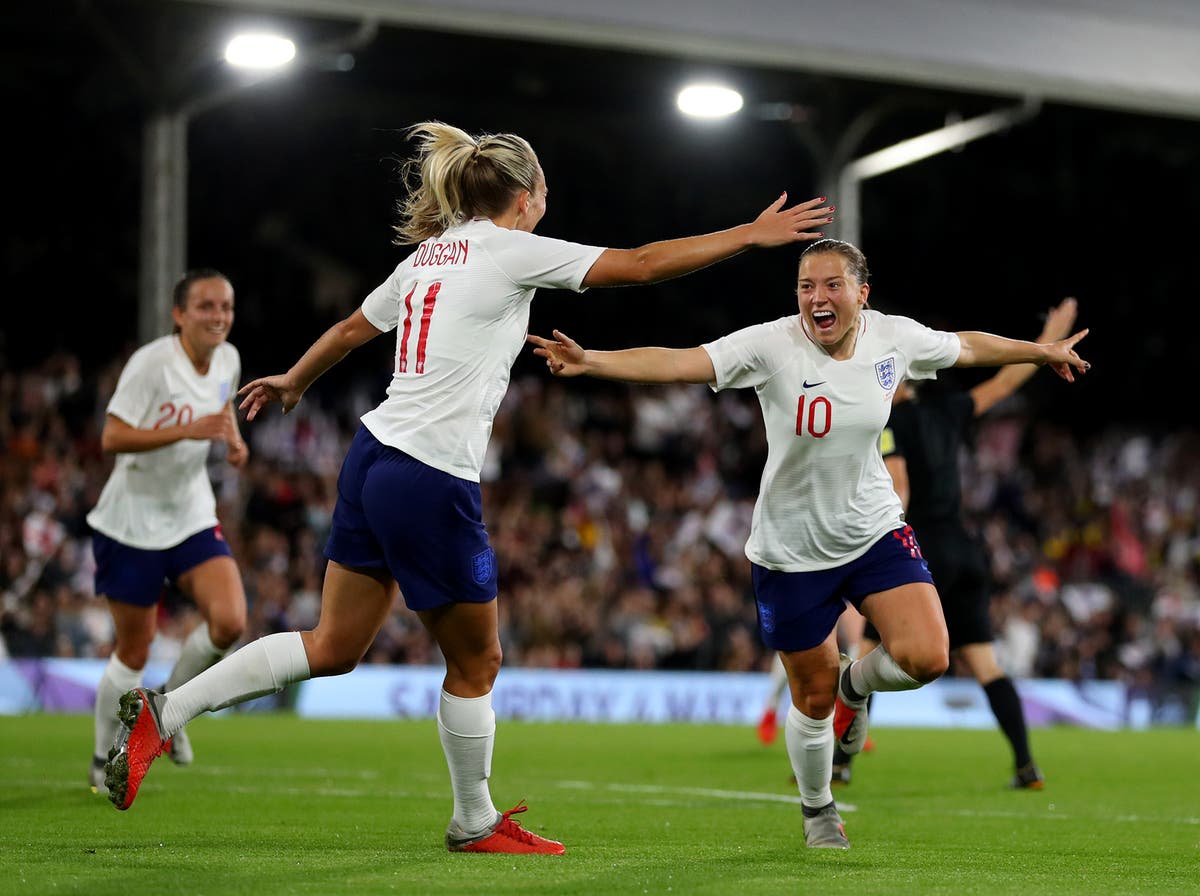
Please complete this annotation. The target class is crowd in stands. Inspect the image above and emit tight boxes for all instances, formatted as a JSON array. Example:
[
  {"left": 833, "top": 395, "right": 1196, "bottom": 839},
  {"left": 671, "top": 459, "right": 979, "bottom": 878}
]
[{"left": 3, "top": 348, "right": 1198, "bottom": 723}]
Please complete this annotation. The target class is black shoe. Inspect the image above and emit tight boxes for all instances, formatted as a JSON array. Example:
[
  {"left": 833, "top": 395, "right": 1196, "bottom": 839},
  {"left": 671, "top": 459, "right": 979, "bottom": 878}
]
[
  {"left": 1010, "top": 762, "right": 1044, "bottom": 790},
  {"left": 831, "top": 762, "right": 852, "bottom": 786}
]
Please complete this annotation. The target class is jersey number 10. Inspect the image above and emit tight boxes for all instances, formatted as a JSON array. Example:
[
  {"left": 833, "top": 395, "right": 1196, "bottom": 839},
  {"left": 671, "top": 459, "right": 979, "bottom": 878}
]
[
  {"left": 397, "top": 281, "right": 442, "bottom": 374},
  {"left": 795, "top": 395, "right": 832, "bottom": 438}
]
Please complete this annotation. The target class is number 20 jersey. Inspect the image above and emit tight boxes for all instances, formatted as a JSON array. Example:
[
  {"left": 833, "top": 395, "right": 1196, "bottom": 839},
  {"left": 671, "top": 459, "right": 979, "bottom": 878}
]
[
  {"left": 702, "top": 309, "right": 960, "bottom": 572},
  {"left": 359, "top": 218, "right": 605, "bottom": 482},
  {"left": 87, "top": 335, "right": 241, "bottom": 550}
]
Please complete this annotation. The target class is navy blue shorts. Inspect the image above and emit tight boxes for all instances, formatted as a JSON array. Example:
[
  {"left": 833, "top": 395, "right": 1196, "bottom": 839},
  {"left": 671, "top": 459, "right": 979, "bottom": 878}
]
[
  {"left": 862, "top": 526, "right": 991, "bottom": 649},
  {"left": 752, "top": 525, "right": 933, "bottom": 652},
  {"left": 324, "top": 424, "right": 497, "bottom": 611},
  {"left": 92, "top": 526, "right": 232, "bottom": 607}
]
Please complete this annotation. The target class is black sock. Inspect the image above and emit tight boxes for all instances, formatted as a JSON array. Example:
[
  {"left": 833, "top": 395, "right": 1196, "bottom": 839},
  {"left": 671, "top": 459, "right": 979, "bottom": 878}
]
[
  {"left": 802, "top": 800, "right": 835, "bottom": 818},
  {"left": 840, "top": 665, "right": 866, "bottom": 703},
  {"left": 832, "top": 696, "right": 873, "bottom": 768},
  {"left": 984, "top": 676, "right": 1032, "bottom": 768}
]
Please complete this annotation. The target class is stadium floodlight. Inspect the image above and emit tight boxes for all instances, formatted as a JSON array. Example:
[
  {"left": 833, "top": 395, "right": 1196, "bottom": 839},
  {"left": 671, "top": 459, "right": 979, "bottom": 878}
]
[
  {"left": 224, "top": 33, "right": 297, "bottom": 70},
  {"left": 677, "top": 84, "right": 744, "bottom": 119},
  {"left": 141, "top": 19, "right": 377, "bottom": 343}
]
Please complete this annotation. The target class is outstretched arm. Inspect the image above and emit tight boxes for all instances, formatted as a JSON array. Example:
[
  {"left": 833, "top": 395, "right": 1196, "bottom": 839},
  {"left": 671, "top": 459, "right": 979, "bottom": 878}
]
[
  {"left": 100, "top": 410, "right": 238, "bottom": 454},
  {"left": 581, "top": 193, "right": 833, "bottom": 288},
  {"left": 969, "top": 298, "right": 1079, "bottom": 416},
  {"left": 239, "top": 308, "right": 383, "bottom": 419},
  {"left": 955, "top": 326, "right": 1090, "bottom": 383},
  {"left": 224, "top": 401, "right": 249, "bottom": 467},
  {"left": 527, "top": 330, "right": 716, "bottom": 384}
]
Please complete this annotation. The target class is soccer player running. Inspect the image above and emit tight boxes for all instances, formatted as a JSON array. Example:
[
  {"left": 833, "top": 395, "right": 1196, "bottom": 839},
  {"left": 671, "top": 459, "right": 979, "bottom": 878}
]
[
  {"left": 758, "top": 609, "right": 868, "bottom": 746},
  {"left": 529, "top": 239, "right": 1089, "bottom": 849},
  {"left": 88, "top": 269, "right": 248, "bottom": 795},
  {"left": 102, "top": 121, "right": 835, "bottom": 854},
  {"left": 832, "top": 297, "right": 1080, "bottom": 789}
]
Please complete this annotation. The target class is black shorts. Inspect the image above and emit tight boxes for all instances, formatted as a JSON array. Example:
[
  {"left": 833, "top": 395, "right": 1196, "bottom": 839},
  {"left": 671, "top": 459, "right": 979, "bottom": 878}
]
[{"left": 862, "top": 526, "right": 991, "bottom": 650}]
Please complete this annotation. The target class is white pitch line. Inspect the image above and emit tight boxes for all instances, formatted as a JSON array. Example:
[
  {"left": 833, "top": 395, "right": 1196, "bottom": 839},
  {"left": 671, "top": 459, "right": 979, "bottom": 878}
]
[
  {"left": 937, "top": 807, "right": 1200, "bottom": 825},
  {"left": 556, "top": 779, "right": 858, "bottom": 813},
  {"left": 33, "top": 767, "right": 1200, "bottom": 828}
]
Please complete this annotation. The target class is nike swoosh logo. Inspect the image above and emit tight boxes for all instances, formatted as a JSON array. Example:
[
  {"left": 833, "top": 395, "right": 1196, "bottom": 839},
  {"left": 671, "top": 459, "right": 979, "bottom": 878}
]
[{"left": 802, "top": 380, "right": 826, "bottom": 389}]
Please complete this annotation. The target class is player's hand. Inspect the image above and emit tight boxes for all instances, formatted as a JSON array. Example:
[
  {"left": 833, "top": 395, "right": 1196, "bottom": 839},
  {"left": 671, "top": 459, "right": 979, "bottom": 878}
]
[
  {"left": 1038, "top": 297, "right": 1078, "bottom": 343},
  {"left": 226, "top": 438, "right": 249, "bottom": 468},
  {"left": 527, "top": 330, "right": 587, "bottom": 377},
  {"left": 238, "top": 375, "right": 304, "bottom": 420},
  {"left": 746, "top": 193, "right": 834, "bottom": 248},
  {"left": 186, "top": 412, "right": 235, "bottom": 441},
  {"left": 1042, "top": 328, "right": 1091, "bottom": 382}
]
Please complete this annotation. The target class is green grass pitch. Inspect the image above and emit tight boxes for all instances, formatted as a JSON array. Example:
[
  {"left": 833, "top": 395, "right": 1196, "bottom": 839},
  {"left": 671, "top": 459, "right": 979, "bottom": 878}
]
[{"left": 1, "top": 713, "right": 1196, "bottom": 895}]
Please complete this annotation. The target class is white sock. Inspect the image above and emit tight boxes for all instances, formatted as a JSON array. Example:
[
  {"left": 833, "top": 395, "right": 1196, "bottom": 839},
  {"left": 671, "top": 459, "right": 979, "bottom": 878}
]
[
  {"left": 438, "top": 690, "right": 497, "bottom": 834},
  {"left": 766, "top": 653, "right": 789, "bottom": 711},
  {"left": 849, "top": 644, "right": 921, "bottom": 701},
  {"left": 163, "top": 624, "right": 226, "bottom": 692},
  {"left": 94, "top": 654, "right": 143, "bottom": 759},
  {"left": 160, "top": 632, "right": 310, "bottom": 736},
  {"left": 785, "top": 705, "right": 834, "bottom": 810}
]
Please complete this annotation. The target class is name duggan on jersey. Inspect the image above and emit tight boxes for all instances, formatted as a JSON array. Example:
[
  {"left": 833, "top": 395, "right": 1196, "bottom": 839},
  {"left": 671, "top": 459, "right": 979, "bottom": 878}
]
[{"left": 414, "top": 239, "right": 469, "bottom": 267}]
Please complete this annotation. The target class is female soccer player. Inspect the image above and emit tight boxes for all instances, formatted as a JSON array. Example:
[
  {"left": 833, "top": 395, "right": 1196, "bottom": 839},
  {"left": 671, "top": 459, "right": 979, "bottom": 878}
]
[
  {"left": 103, "top": 121, "right": 834, "bottom": 855},
  {"left": 88, "top": 269, "right": 248, "bottom": 794},
  {"left": 837, "top": 297, "right": 1082, "bottom": 790},
  {"left": 528, "top": 238, "right": 1089, "bottom": 848}
]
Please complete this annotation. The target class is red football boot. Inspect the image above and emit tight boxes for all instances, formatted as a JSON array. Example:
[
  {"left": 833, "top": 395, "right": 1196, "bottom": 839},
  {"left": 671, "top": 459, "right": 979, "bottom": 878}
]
[
  {"left": 757, "top": 707, "right": 778, "bottom": 745},
  {"left": 105, "top": 688, "right": 169, "bottom": 810},
  {"left": 446, "top": 801, "right": 565, "bottom": 855}
]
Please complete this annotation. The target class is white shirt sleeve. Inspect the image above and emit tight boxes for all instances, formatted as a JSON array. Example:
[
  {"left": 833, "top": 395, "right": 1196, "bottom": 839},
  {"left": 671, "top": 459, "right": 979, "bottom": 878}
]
[
  {"left": 702, "top": 320, "right": 785, "bottom": 391},
  {"left": 105, "top": 346, "right": 158, "bottom": 426},
  {"left": 485, "top": 230, "right": 606, "bottom": 292},
  {"left": 226, "top": 344, "right": 241, "bottom": 405},
  {"left": 891, "top": 314, "right": 961, "bottom": 381},
  {"left": 360, "top": 260, "right": 413, "bottom": 333}
]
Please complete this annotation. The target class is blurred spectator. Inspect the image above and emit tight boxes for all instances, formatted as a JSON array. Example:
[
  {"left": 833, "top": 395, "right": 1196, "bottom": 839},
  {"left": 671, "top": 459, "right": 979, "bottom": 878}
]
[{"left": 2, "top": 350, "right": 1199, "bottom": 724}]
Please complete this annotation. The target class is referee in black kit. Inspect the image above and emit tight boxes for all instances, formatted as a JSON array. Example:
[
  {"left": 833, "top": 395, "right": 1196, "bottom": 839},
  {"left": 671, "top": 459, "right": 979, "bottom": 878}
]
[{"left": 834, "top": 297, "right": 1079, "bottom": 790}]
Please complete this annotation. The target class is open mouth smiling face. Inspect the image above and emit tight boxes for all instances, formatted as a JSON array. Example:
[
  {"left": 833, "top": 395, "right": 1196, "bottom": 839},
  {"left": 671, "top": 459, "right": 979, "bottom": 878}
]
[{"left": 797, "top": 252, "right": 868, "bottom": 358}]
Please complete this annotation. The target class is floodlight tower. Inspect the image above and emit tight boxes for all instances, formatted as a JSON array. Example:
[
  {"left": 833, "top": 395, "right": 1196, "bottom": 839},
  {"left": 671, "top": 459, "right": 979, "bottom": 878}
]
[
  {"left": 677, "top": 83, "right": 1040, "bottom": 248},
  {"left": 139, "top": 21, "right": 376, "bottom": 343},
  {"left": 140, "top": 33, "right": 293, "bottom": 343}
]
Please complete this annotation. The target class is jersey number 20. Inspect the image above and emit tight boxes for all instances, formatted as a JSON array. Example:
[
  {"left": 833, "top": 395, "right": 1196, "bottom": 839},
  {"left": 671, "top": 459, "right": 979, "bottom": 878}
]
[{"left": 153, "top": 402, "right": 194, "bottom": 429}]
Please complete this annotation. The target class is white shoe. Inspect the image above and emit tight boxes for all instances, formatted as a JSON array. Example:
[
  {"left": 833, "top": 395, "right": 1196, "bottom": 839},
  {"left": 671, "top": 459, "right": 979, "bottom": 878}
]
[
  {"left": 89, "top": 755, "right": 108, "bottom": 795},
  {"left": 167, "top": 726, "right": 194, "bottom": 766},
  {"left": 803, "top": 802, "right": 850, "bottom": 849},
  {"left": 833, "top": 654, "right": 870, "bottom": 756}
]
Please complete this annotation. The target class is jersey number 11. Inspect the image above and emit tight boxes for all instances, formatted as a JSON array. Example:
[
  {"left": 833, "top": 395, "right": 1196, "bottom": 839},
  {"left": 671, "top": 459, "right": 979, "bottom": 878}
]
[{"left": 397, "top": 281, "right": 442, "bottom": 374}]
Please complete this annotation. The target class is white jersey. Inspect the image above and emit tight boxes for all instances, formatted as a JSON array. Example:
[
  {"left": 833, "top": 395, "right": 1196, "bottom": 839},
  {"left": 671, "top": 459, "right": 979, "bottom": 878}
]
[
  {"left": 703, "top": 309, "right": 960, "bottom": 572},
  {"left": 87, "top": 336, "right": 240, "bottom": 550},
  {"left": 360, "top": 218, "right": 605, "bottom": 481}
]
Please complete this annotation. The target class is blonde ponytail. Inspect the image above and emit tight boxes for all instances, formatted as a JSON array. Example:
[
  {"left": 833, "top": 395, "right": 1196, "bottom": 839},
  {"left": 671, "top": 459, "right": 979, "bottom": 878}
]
[{"left": 393, "top": 121, "right": 540, "bottom": 244}]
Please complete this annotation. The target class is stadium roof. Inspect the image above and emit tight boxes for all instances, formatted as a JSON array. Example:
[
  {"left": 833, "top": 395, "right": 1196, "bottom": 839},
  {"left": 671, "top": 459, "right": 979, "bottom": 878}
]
[{"left": 186, "top": 0, "right": 1200, "bottom": 120}]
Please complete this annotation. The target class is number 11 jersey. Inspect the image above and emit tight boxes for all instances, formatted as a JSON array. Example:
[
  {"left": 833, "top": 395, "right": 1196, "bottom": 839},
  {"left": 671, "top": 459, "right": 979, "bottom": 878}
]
[{"left": 360, "top": 218, "right": 605, "bottom": 482}]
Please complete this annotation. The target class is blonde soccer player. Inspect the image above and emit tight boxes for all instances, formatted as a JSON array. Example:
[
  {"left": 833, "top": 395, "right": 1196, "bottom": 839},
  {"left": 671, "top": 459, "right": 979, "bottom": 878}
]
[{"left": 102, "top": 121, "right": 834, "bottom": 855}]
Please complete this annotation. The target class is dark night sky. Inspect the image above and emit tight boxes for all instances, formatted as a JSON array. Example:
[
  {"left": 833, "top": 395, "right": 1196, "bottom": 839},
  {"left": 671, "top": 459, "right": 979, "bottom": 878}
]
[{"left": 5, "top": 0, "right": 1200, "bottom": 432}]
